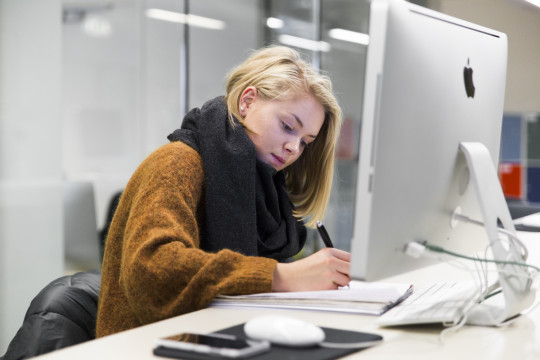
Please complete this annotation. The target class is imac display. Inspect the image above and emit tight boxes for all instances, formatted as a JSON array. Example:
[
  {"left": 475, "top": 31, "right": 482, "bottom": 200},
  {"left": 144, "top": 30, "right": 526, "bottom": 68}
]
[{"left": 349, "top": 0, "right": 534, "bottom": 321}]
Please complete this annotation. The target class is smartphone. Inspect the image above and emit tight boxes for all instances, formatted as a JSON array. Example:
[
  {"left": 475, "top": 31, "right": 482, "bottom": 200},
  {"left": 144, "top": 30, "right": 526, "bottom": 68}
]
[{"left": 154, "top": 332, "right": 270, "bottom": 358}]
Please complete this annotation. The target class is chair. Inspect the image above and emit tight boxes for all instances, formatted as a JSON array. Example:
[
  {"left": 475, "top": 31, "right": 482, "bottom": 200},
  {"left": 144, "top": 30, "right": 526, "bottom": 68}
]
[
  {"left": 1, "top": 270, "right": 101, "bottom": 360},
  {"left": 63, "top": 181, "right": 102, "bottom": 270},
  {"left": 99, "top": 190, "right": 123, "bottom": 261}
]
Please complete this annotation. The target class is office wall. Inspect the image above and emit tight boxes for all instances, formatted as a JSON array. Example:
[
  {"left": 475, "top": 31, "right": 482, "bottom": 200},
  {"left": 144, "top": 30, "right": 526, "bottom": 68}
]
[
  {"left": 0, "top": 0, "right": 64, "bottom": 353},
  {"left": 189, "top": 0, "right": 263, "bottom": 108},
  {"left": 62, "top": 0, "right": 162, "bottom": 228},
  {"left": 437, "top": 0, "right": 540, "bottom": 113}
]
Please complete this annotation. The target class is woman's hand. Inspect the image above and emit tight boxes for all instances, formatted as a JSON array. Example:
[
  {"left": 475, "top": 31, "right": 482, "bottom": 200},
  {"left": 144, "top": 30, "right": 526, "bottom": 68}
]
[{"left": 272, "top": 248, "right": 351, "bottom": 292}]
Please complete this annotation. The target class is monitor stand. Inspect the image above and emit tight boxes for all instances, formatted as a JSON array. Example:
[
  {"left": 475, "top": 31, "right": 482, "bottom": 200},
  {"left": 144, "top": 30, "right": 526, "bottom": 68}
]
[{"left": 459, "top": 142, "right": 535, "bottom": 325}]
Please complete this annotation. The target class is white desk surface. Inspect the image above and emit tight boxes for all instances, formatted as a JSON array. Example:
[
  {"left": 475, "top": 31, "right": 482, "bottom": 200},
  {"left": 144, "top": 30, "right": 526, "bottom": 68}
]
[{"left": 34, "top": 231, "right": 540, "bottom": 360}]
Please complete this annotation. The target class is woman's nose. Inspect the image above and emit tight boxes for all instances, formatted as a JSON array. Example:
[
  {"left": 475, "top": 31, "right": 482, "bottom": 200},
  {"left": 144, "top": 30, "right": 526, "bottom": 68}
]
[{"left": 284, "top": 137, "right": 301, "bottom": 154}]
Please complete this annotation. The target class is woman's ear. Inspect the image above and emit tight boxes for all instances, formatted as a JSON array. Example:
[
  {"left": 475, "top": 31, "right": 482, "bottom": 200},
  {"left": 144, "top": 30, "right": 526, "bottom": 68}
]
[{"left": 239, "top": 86, "right": 258, "bottom": 116}]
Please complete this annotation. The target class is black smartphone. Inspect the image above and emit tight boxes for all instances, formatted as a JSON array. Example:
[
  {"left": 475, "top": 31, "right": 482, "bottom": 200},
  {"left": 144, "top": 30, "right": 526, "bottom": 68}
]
[{"left": 154, "top": 332, "right": 270, "bottom": 358}]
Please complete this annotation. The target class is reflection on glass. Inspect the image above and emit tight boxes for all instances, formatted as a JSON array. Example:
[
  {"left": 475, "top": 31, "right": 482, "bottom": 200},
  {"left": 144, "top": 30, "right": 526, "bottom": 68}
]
[
  {"left": 264, "top": 0, "right": 370, "bottom": 253},
  {"left": 320, "top": 0, "right": 370, "bottom": 252}
]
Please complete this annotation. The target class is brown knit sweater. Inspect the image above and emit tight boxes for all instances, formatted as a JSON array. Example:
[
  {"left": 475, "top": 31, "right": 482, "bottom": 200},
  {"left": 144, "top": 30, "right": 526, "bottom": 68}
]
[{"left": 95, "top": 141, "right": 277, "bottom": 338}]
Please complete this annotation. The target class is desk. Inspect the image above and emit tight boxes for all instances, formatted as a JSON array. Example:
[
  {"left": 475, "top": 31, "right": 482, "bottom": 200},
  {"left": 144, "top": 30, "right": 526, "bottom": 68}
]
[{"left": 34, "top": 231, "right": 540, "bottom": 360}]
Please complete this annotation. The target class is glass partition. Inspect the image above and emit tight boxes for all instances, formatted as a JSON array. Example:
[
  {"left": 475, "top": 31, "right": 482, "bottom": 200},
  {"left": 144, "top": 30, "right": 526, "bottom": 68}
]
[
  {"left": 320, "top": 0, "right": 370, "bottom": 252},
  {"left": 61, "top": 0, "right": 262, "bottom": 226}
]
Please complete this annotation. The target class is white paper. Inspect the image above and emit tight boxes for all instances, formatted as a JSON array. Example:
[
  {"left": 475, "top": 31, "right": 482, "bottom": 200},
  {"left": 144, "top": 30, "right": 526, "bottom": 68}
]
[
  {"left": 218, "top": 281, "right": 410, "bottom": 303},
  {"left": 210, "top": 281, "right": 413, "bottom": 315}
]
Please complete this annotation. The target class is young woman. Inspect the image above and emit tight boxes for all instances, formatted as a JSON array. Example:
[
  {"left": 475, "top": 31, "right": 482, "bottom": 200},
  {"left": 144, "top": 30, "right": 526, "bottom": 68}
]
[{"left": 96, "top": 46, "right": 350, "bottom": 337}]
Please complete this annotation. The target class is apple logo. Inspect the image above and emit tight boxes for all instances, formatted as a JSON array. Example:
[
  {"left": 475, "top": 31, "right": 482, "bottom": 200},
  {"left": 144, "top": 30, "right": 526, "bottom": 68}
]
[{"left": 463, "top": 58, "right": 475, "bottom": 98}]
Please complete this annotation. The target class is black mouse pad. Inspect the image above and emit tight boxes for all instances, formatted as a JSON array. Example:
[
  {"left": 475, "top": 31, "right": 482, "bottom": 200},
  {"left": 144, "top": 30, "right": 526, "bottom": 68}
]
[{"left": 153, "top": 323, "right": 383, "bottom": 360}]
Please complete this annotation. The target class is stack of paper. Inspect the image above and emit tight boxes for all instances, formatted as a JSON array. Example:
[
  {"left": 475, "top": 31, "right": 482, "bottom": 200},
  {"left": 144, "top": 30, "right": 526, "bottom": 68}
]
[{"left": 210, "top": 281, "right": 413, "bottom": 315}]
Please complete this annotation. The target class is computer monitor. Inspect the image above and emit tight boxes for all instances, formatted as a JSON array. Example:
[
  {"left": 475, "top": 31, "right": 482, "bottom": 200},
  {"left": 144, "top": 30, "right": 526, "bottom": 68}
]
[
  {"left": 351, "top": 0, "right": 506, "bottom": 281},
  {"left": 349, "top": 0, "right": 535, "bottom": 320}
]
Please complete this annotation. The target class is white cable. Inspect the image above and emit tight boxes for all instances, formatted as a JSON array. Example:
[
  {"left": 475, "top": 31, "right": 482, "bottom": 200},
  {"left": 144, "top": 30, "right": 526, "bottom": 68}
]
[
  {"left": 404, "top": 233, "right": 538, "bottom": 338},
  {"left": 415, "top": 241, "right": 540, "bottom": 273},
  {"left": 439, "top": 313, "right": 468, "bottom": 344},
  {"left": 472, "top": 255, "right": 489, "bottom": 298},
  {"left": 401, "top": 217, "right": 539, "bottom": 343},
  {"left": 498, "top": 228, "right": 529, "bottom": 260},
  {"left": 407, "top": 242, "right": 529, "bottom": 290},
  {"left": 440, "top": 293, "right": 540, "bottom": 342},
  {"left": 453, "top": 213, "right": 528, "bottom": 260},
  {"left": 406, "top": 239, "right": 537, "bottom": 335}
]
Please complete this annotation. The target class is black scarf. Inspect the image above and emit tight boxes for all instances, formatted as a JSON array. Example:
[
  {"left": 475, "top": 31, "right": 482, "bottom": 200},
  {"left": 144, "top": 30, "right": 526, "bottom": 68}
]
[{"left": 167, "top": 96, "right": 306, "bottom": 262}]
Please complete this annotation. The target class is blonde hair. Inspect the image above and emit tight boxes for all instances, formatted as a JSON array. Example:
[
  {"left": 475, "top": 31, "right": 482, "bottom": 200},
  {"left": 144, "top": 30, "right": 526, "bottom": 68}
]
[{"left": 225, "top": 46, "right": 342, "bottom": 228}]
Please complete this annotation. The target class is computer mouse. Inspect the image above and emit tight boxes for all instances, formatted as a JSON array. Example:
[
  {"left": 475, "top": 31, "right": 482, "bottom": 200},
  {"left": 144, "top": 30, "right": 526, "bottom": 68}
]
[{"left": 243, "top": 315, "right": 325, "bottom": 347}]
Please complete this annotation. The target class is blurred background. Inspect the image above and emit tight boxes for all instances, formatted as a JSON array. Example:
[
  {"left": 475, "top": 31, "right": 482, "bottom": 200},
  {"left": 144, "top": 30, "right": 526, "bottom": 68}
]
[{"left": 1, "top": 0, "right": 539, "bottom": 353}]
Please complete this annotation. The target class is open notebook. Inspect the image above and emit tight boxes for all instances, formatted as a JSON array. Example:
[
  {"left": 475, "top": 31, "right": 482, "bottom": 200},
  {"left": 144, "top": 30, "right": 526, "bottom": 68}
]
[{"left": 210, "top": 281, "right": 413, "bottom": 316}]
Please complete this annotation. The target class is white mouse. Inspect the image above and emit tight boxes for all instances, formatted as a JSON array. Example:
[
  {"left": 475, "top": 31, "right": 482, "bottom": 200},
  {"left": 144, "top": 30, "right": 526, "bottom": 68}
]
[{"left": 243, "top": 315, "right": 325, "bottom": 347}]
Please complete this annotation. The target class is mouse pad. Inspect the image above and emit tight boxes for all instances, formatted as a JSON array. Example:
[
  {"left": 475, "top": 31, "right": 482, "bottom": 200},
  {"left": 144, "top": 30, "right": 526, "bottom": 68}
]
[{"left": 153, "top": 324, "right": 383, "bottom": 360}]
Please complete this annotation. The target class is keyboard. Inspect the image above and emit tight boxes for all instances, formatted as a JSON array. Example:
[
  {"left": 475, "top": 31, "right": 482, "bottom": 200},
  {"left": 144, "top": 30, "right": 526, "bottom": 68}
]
[{"left": 377, "top": 281, "right": 481, "bottom": 326}]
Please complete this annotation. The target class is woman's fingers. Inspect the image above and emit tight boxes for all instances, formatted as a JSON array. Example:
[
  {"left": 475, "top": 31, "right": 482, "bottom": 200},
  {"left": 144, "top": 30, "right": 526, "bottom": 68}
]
[{"left": 272, "top": 248, "right": 351, "bottom": 292}]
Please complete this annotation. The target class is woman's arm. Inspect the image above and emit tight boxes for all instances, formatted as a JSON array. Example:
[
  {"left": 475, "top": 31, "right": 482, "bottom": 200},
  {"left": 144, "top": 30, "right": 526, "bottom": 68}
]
[{"left": 116, "top": 142, "right": 277, "bottom": 324}]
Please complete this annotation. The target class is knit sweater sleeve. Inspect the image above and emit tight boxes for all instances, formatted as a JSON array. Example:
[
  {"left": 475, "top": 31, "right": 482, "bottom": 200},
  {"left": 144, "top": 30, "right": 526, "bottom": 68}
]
[{"left": 115, "top": 142, "right": 277, "bottom": 325}]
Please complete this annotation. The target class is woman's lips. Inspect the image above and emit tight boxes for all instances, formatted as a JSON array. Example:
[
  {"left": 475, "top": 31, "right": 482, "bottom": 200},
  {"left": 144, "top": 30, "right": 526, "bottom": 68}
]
[{"left": 272, "top": 154, "right": 285, "bottom": 166}]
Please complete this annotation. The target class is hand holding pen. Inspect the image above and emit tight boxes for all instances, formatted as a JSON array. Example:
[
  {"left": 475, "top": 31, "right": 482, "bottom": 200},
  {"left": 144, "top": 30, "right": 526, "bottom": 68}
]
[
  {"left": 272, "top": 221, "right": 350, "bottom": 291},
  {"left": 316, "top": 221, "right": 350, "bottom": 288}
]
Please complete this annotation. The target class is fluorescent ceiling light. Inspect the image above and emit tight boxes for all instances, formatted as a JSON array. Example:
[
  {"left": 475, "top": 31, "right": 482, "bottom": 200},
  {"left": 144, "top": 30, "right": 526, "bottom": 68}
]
[
  {"left": 278, "top": 34, "right": 331, "bottom": 52},
  {"left": 146, "top": 8, "right": 226, "bottom": 30},
  {"left": 525, "top": 0, "right": 540, "bottom": 6},
  {"left": 266, "top": 17, "right": 284, "bottom": 29},
  {"left": 82, "top": 15, "right": 112, "bottom": 37},
  {"left": 328, "top": 28, "right": 369, "bottom": 45}
]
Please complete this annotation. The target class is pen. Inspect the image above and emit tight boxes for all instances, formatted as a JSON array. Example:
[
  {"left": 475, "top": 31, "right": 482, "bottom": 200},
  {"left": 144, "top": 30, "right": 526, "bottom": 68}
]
[{"left": 316, "top": 221, "right": 334, "bottom": 248}]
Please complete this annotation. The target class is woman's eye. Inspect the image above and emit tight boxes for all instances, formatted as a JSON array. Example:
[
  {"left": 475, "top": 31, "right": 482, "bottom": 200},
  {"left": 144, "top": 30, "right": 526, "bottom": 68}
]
[{"left": 282, "top": 122, "right": 293, "bottom": 132}]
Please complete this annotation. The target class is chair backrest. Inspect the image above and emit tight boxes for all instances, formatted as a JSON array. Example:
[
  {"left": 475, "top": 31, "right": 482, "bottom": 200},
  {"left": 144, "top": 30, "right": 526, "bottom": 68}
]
[
  {"left": 99, "top": 190, "right": 123, "bottom": 259},
  {"left": 1, "top": 270, "right": 101, "bottom": 360},
  {"left": 63, "top": 181, "right": 101, "bottom": 270}
]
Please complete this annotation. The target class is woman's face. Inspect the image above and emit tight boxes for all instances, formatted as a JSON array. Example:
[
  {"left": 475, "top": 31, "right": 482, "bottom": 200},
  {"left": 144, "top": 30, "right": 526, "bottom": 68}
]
[{"left": 239, "top": 87, "right": 325, "bottom": 171}]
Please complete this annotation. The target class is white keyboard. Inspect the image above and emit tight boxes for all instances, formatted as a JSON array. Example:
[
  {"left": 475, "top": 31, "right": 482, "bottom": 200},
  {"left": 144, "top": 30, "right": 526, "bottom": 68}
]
[{"left": 377, "top": 281, "right": 481, "bottom": 326}]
